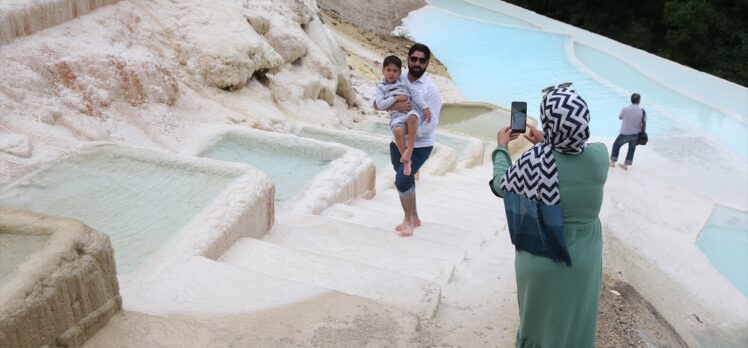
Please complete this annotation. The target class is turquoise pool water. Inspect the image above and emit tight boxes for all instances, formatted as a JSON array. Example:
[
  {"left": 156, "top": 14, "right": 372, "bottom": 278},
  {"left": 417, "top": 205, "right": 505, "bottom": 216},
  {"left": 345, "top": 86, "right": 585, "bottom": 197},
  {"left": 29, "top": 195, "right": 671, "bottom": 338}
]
[
  {"left": 0, "top": 233, "right": 49, "bottom": 286},
  {"left": 438, "top": 107, "right": 508, "bottom": 140},
  {"left": 0, "top": 151, "right": 237, "bottom": 274},
  {"left": 404, "top": 7, "right": 667, "bottom": 138},
  {"left": 297, "top": 128, "right": 393, "bottom": 174},
  {"left": 574, "top": 43, "right": 748, "bottom": 159},
  {"left": 199, "top": 133, "right": 337, "bottom": 202},
  {"left": 362, "top": 120, "right": 473, "bottom": 155},
  {"left": 697, "top": 205, "right": 748, "bottom": 297},
  {"left": 403, "top": 2, "right": 747, "bottom": 159}
]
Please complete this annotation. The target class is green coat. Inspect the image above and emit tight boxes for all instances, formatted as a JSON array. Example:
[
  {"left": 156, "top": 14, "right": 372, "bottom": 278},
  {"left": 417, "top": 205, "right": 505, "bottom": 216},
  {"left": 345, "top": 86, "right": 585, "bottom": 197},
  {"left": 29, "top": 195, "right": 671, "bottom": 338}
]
[{"left": 491, "top": 143, "right": 609, "bottom": 348}]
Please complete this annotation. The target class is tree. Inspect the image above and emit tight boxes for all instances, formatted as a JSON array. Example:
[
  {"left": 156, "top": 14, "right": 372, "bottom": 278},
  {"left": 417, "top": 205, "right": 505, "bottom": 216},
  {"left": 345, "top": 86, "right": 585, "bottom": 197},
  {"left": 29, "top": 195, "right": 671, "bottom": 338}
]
[{"left": 505, "top": 0, "right": 747, "bottom": 86}]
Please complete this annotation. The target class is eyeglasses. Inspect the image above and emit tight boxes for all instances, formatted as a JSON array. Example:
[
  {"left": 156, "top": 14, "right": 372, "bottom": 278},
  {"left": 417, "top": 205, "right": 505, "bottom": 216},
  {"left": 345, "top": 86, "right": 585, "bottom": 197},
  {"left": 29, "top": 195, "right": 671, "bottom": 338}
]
[
  {"left": 541, "top": 82, "right": 573, "bottom": 94},
  {"left": 409, "top": 56, "right": 428, "bottom": 64}
]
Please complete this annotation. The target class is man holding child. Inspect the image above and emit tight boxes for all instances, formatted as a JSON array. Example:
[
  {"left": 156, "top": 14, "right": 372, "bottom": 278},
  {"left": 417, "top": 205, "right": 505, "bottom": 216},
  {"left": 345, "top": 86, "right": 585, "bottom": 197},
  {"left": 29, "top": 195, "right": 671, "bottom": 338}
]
[{"left": 371, "top": 43, "right": 442, "bottom": 237}]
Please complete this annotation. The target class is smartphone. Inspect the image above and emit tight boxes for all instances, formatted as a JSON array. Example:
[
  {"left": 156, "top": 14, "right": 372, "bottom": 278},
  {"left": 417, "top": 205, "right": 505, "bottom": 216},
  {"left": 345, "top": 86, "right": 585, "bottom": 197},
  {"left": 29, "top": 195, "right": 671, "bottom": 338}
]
[{"left": 510, "top": 101, "right": 527, "bottom": 133}]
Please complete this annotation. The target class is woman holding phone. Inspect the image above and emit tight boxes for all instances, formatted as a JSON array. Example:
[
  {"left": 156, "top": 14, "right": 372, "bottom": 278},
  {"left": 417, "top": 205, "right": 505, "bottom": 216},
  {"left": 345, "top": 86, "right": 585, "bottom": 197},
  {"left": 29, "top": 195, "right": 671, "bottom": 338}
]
[{"left": 489, "top": 84, "right": 609, "bottom": 347}]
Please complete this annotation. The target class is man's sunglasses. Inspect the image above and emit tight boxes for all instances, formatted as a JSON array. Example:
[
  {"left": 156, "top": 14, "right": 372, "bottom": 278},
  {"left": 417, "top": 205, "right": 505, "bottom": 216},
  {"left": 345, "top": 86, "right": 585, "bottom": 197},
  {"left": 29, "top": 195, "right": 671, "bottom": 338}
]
[
  {"left": 409, "top": 56, "right": 429, "bottom": 64},
  {"left": 541, "top": 82, "right": 573, "bottom": 94}
]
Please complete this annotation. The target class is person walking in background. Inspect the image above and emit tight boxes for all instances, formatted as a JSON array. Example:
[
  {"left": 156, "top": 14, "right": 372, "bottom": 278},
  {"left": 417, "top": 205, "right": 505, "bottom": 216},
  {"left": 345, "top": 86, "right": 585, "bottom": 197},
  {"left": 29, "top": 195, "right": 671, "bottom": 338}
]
[
  {"left": 370, "top": 43, "right": 441, "bottom": 237},
  {"left": 489, "top": 85, "right": 609, "bottom": 347},
  {"left": 610, "top": 93, "right": 646, "bottom": 170}
]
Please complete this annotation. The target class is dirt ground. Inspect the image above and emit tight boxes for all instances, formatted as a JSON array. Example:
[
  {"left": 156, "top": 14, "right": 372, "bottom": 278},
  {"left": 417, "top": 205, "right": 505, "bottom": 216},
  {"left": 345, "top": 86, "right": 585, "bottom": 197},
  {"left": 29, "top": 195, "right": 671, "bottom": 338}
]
[
  {"left": 319, "top": 6, "right": 451, "bottom": 79},
  {"left": 597, "top": 276, "right": 688, "bottom": 347}
]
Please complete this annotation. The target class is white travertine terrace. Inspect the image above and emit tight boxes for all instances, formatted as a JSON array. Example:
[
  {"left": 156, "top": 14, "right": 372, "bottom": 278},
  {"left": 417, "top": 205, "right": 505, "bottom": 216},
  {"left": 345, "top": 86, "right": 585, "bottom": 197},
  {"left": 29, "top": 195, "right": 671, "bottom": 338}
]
[
  {"left": 1, "top": 0, "right": 746, "bottom": 346},
  {"left": 1, "top": 143, "right": 276, "bottom": 276},
  {"left": 0, "top": 208, "right": 121, "bottom": 348},
  {"left": 297, "top": 125, "right": 458, "bottom": 183},
  {"left": 0, "top": 0, "right": 359, "bottom": 185},
  {"left": 191, "top": 127, "right": 376, "bottom": 215},
  {"left": 0, "top": 0, "right": 120, "bottom": 44},
  {"left": 357, "top": 119, "right": 487, "bottom": 169}
]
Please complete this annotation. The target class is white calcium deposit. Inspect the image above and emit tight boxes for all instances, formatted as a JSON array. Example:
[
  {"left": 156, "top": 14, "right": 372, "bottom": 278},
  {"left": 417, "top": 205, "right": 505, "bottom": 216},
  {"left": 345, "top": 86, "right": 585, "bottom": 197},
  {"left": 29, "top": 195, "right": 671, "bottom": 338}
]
[{"left": 0, "top": 0, "right": 358, "bottom": 184}]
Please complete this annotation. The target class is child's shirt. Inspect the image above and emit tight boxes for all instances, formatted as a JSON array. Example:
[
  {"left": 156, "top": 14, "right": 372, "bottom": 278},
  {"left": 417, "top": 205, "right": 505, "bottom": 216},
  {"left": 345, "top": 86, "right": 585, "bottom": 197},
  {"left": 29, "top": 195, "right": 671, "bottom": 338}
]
[{"left": 372, "top": 75, "right": 429, "bottom": 114}]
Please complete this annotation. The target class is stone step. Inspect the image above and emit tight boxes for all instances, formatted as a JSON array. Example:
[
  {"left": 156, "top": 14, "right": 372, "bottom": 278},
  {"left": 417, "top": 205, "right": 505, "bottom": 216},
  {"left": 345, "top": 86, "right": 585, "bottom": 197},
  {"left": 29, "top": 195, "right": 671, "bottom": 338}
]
[
  {"left": 276, "top": 214, "right": 466, "bottom": 266},
  {"left": 350, "top": 194, "right": 499, "bottom": 238},
  {"left": 419, "top": 177, "right": 497, "bottom": 196},
  {"left": 371, "top": 189, "right": 501, "bottom": 227},
  {"left": 95, "top": 257, "right": 420, "bottom": 347},
  {"left": 414, "top": 187, "right": 501, "bottom": 215},
  {"left": 422, "top": 191, "right": 500, "bottom": 219},
  {"left": 121, "top": 256, "right": 385, "bottom": 315},
  {"left": 451, "top": 164, "right": 493, "bottom": 179},
  {"left": 424, "top": 172, "right": 491, "bottom": 190},
  {"left": 321, "top": 203, "right": 485, "bottom": 252},
  {"left": 220, "top": 238, "right": 441, "bottom": 319},
  {"left": 266, "top": 223, "right": 455, "bottom": 284}
]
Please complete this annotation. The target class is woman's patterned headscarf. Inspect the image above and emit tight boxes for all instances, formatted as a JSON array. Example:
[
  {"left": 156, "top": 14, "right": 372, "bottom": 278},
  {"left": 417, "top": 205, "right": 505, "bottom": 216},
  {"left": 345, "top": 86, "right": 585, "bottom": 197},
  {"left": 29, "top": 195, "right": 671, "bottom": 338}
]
[
  {"left": 500, "top": 87, "right": 590, "bottom": 205},
  {"left": 497, "top": 86, "right": 590, "bottom": 265}
]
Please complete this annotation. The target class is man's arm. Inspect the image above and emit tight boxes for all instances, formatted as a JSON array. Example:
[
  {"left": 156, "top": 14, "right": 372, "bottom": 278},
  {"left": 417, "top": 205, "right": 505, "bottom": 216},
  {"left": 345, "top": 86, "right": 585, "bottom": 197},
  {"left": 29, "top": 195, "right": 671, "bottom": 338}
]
[
  {"left": 618, "top": 108, "right": 625, "bottom": 120},
  {"left": 406, "top": 83, "right": 428, "bottom": 112},
  {"left": 418, "top": 84, "right": 441, "bottom": 133}
]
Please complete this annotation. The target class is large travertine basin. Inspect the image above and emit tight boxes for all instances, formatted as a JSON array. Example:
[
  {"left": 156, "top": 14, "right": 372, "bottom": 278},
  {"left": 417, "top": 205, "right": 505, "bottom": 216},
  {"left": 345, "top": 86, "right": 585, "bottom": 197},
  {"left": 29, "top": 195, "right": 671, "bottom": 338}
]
[
  {"left": 359, "top": 120, "right": 485, "bottom": 169},
  {"left": 194, "top": 127, "right": 375, "bottom": 215},
  {"left": 0, "top": 143, "right": 274, "bottom": 275},
  {"left": 0, "top": 209, "right": 121, "bottom": 348},
  {"left": 439, "top": 102, "right": 511, "bottom": 140},
  {"left": 296, "top": 126, "right": 457, "bottom": 190}
]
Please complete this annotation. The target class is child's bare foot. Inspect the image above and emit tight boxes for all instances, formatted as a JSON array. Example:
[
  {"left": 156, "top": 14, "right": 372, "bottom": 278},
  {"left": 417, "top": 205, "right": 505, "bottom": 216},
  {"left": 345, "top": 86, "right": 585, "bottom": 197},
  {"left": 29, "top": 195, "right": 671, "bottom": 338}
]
[
  {"left": 618, "top": 163, "right": 628, "bottom": 170},
  {"left": 609, "top": 161, "right": 616, "bottom": 168},
  {"left": 400, "top": 147, "right": 413, "bottom": 163},
  {"left": 403, "top": 160, "right": 412, "bottom": 176}
]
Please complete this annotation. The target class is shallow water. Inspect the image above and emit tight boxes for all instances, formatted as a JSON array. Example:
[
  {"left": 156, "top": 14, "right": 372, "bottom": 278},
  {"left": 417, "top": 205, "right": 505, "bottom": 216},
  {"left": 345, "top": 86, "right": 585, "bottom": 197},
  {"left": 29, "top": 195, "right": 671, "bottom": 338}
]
[
  {"left": 697, "top": 205, "right": 748, "bottom": 298},
  {"left": 0, "top": 152, "right": 237, "bottom": 274},
  {"left": 297, "top": 129, "right": 393, "bottom": 174},
  {"left": 574, "top": 43, "right": 748, "bottom": 159},
  {"left": 403, "top": 3, "right": 746, "bottom": 160},
  {"left": 199, "top": 134, "right": 337, "bottom": 202},
  {"left": 438, "top": 106, "right": 509, "bottom": 140},
  {"left": 0, "top": 233, "right": 48, "bottom": 286},
  {"left": 403, "top": 7, "right": 667, "bottom": 138},
  {"left": 362, "top": 120, "right": 473, "bottom": 155}
]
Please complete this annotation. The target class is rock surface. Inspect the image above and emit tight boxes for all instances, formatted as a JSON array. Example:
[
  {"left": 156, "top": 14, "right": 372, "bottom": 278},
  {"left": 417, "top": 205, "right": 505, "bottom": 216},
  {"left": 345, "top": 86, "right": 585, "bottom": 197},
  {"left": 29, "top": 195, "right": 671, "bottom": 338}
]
[{"left": 0, "top": 209, "right": 121, "bottom": 348}]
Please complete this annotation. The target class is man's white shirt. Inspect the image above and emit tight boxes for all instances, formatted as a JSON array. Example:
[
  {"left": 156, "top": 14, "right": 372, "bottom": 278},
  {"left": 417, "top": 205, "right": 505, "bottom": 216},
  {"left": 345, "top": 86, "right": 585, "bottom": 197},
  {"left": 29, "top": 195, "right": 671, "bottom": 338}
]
[{"left": 370, "top": 72, "right": 442, "bottom": 148}]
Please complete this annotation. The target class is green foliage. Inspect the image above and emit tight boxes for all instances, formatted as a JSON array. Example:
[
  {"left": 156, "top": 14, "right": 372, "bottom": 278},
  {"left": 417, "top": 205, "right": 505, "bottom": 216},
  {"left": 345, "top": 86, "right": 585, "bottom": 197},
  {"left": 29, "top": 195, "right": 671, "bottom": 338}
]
[
  {"left": 505, "top": 0, "right": 747, "bottom": 86},
  {"left": 394, "top": 28, "right": 413, "bottom": 41}
]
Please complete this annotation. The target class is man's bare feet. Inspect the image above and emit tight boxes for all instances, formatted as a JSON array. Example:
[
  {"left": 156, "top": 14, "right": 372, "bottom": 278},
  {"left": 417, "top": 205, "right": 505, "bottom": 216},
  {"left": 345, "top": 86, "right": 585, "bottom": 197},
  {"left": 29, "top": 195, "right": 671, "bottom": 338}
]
[
  {"left": 396, "top": 217, "right": 420, "bottom": 231},
  {"left": 403, "top": 160, "right": 412, "bottom": 176},
  {"left": 609, "top": 161, "right": 616, "bottom": 168},
  {"left": 618, "top": 163, "right": 628, "bottom": 170},
  {"left": 398, "top": 222, "right": 414, "bottom": 237}
]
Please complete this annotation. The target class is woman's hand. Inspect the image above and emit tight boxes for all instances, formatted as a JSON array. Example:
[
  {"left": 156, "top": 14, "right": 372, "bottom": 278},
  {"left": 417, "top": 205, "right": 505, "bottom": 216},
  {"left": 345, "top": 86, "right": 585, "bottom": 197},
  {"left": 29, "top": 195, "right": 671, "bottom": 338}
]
[
  {"left": 524, "top": 123, "right": 544, "bottom": 144},
  {"left": 497, "top": 127, "right": 520, "bottom": 146}
]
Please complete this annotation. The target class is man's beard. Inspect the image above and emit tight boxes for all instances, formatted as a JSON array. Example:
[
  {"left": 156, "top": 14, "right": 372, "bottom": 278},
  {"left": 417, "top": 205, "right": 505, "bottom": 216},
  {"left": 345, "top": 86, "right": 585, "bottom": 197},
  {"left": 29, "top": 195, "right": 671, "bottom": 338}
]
[{"left": 408, "top": 65, "right": 425, "bottom": 78}]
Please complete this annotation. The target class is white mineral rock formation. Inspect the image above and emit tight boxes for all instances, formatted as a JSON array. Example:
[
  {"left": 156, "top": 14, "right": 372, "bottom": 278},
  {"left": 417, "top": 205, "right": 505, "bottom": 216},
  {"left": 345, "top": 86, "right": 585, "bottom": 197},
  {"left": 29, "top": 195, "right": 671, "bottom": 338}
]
[
  {"left": 0, "top": 208, "right": 122, "bottom": 348},
  {"left": 0, "top": 0, "right": 357, "bottom": 184}
]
